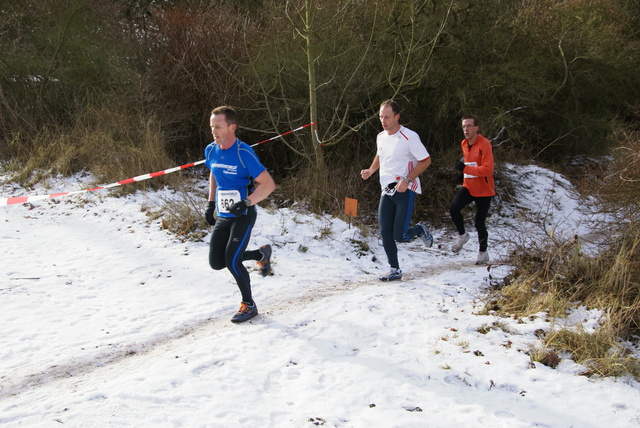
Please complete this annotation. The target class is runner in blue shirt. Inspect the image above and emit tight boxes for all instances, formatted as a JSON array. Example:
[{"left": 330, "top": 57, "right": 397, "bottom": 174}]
[{"left": 204, "top": 106, "right": 276, "bottom": 323}]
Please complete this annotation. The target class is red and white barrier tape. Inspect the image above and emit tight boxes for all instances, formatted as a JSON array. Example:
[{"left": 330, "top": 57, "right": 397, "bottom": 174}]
[
  {"left": 252, "top": 122, "right": 316, "bottom": 147},
  {"left": 1, "top": 122, "right": 316, "bottom": 207},
  {"left": 0, "top": 160, "right": 206, "bottom": 206}
]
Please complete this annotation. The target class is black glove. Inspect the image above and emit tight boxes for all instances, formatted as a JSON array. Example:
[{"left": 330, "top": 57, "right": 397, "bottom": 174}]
[
  {"left": 228, "top": 199, "right": 249, "bottom": 217},
  {"left": 204, "top": 201, "right": 216, "bottom": 226},
  {"left": 455, "top": 159, "right": 466, "bottom": 172},
  {"left": 382, "top": 181, "right": 397, "bottom": 195}
]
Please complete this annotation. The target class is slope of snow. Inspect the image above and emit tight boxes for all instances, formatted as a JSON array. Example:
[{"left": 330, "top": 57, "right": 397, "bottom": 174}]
[{"left": 1, "top": 165, "right": 638, "bottom": 427}]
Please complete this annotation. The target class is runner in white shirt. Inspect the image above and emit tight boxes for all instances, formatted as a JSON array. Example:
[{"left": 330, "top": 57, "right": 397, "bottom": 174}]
[
  {"left": 377, "top": 125, "right": 427, "bottom": 194},
  {"left": 361, "top": 99, "right": 434, "bottom": 281}
]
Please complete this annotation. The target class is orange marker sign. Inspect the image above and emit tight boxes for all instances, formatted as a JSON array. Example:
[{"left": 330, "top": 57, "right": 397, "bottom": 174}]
[{"left": 344, "top": 197, "right": 358, "bottom": 217}]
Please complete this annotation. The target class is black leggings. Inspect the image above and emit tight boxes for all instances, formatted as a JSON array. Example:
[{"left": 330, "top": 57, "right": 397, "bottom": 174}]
[
  {"left": 449, "top": 187, "right": 492, "bottom": 252},
  {"left": 209, "top": 206, "right": 262, "bottom": 304}
]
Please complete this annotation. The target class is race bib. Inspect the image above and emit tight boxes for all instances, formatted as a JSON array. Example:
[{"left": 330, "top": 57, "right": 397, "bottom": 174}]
[
  {"left": 217, "top": 190, "right": 241, "bottom": 214},
  {"left": 463, "top": 162, "right": 478, "bottom": 179}
]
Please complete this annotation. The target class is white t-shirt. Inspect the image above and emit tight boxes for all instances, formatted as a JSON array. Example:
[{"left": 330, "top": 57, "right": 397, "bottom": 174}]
[{"left": 376, "top": 126, "right": 430, "bottom": 194}]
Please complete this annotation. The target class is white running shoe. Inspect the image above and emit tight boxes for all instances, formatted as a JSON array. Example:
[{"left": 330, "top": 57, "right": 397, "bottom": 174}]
[
  {"left": 452, "top": 232, "right": 469, "bottom": 253},
  {"left": 475, "top": 251, "right": 490, "bottom": 265}
]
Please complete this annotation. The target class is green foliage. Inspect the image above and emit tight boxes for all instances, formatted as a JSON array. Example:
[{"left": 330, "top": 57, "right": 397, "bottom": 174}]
[
  {"left": 467, "top": 0, "right": 640, "bottom": 157},
  {"left": 0, "top": 0, "right": 136, "bottom": 143},
  {"left": 1, "top": 0, "right": 639, "bottom": 215}
]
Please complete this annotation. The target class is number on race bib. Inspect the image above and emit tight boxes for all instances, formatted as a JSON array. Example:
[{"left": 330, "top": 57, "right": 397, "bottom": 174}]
[
  {"left": 217, "top": 190, "right": 241, "bottom": 213},
  {"left": 463, "top": 162, "right": 478, "bottom": 179}
]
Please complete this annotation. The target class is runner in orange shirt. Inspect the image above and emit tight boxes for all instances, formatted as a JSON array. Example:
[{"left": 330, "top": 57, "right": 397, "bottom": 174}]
[{"left": 449, "top": 114, "right": 495, "bottom": 264}]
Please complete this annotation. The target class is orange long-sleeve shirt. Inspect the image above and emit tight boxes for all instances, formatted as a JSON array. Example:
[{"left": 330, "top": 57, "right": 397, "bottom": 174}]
[{"left": 461, "top": 134, "right": 495, "bottom": 197}]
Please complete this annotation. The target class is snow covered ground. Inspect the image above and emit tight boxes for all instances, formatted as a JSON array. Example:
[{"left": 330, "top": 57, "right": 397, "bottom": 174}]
[{"left": 1, "top": 164, "right": 639, "bottom": 427}]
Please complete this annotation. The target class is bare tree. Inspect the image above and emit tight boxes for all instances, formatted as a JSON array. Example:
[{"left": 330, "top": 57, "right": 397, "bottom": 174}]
[{"left": 241, "top": 0, "right": 456, "bottom": 210}]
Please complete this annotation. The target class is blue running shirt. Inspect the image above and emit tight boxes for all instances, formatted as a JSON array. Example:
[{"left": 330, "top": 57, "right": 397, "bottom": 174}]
[{"left": 204, "top": 140, "right": 267, "bottom": 218}]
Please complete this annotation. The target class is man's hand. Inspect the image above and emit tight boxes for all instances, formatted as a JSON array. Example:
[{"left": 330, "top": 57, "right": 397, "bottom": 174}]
[
  {"left": 455, "top": 159, "right": 466, "bottom": 172},
  {"left": 395, "top": 179, "right": 409, "bottom": 193},
  {"left": 360, "top": 169, "right": 373, "bottom": 180},
  {"left": 228, "top": 199, "right": 250, "bottom": 217},
  {"left": 204, "top": 201, "right": 216, "bottom": 226}
]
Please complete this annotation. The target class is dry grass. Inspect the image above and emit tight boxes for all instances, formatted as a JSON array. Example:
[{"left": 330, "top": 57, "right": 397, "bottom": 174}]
[
  {"left": 489, "top": 222, "right": 640, "bottom": 379},
  {"left": 9, "top": 102, "right": 175, "bottom": 192},
  {"left": 545, "top": 328, "right": 640, "bottom": 378},
  {"left": 486, "top": 119, "right": 640, "bottom": 380},
  {"left": 146, "top": 183, "right": 210, "bottom": 242}
]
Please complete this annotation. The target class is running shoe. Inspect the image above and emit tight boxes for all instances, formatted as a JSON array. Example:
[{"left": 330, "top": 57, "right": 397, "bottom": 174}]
[
  {"left": 452, "top": 232, "right": 470, "bottom": 253},
  {"left": 231, "top": 301, "right": 258, "bottom": 323},
  {"left": 256, "top": 244, "right": 272, "bottom": 277},
  {"left": 417, "top": 222, "right": 433, "bottom": 248},
  {"left": 475, "top": 251, "right": 490, "bottom": 265},
  {"left": 379, "top": 269, "right": 402, "bottom": 282}
]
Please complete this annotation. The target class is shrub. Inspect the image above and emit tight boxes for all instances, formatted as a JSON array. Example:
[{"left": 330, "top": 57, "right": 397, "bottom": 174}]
[
  {"left": 10, "top": 101, "right": 176, "bottom": 192},
  {"left": 487, "top": 118, "right": 640, "bottom": 379}
]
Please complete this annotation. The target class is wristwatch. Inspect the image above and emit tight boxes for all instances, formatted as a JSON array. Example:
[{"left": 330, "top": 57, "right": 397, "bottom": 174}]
[
  {"left": 243, "top": 198, "right": 251, "bottom": 207},
  {"left": 402, "top": 176, "right": 411, "bottom": 184}
]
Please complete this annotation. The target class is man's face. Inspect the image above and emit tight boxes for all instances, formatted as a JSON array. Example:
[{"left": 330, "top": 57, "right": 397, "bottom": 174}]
[
  {"left": 462, "top": 118, "right": 479, "bottom": 140},
  {"left": 379, "top": 105, "right": 400, "bottom": 134},
  {"left": 210, "top": 113, "right": 236, "bottom": 146}
]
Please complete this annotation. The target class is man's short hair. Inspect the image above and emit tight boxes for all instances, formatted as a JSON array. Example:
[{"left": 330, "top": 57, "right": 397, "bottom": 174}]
[
  {"left": 462, "top": 114, "right": 480, "bottom": 128},
  {"left": 380, "top": 99, "right": 401, "bottom": 115},
  {"left": 211, "top": 106, "right": 238, "bottom": 125}
]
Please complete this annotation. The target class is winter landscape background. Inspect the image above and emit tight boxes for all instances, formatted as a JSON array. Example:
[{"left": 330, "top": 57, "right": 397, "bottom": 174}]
[{"left": 1, "top": 164, "right": 639, "bottom": 427}]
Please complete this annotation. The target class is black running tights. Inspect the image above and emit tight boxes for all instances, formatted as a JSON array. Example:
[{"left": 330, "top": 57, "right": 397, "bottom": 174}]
[
  {"left": 209, "top": 207, "right": 261, "bottom": 304},
  {"left": 449, "top": 187, "right": 492, "bottom": 252}
]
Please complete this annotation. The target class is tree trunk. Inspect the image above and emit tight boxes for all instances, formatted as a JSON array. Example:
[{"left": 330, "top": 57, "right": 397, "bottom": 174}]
[{"left": 305, "top": 0, "right": 325, "bottom": 211}]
